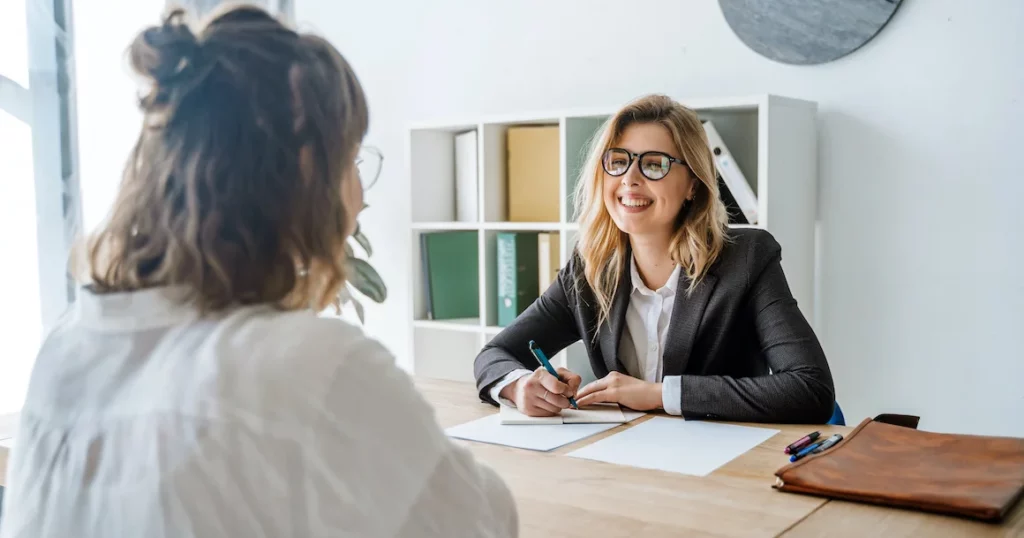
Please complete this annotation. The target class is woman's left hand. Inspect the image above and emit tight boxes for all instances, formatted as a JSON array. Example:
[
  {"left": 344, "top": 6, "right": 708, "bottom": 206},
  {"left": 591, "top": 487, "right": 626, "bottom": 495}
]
[{"left": 575, "top": 371, "right": 663, "bottom": 411}]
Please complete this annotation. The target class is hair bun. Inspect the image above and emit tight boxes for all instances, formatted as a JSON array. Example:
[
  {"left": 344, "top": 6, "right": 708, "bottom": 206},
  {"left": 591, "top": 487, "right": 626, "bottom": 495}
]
[{"left": 129, "top": 8, "right": 201, "bottom": 86}]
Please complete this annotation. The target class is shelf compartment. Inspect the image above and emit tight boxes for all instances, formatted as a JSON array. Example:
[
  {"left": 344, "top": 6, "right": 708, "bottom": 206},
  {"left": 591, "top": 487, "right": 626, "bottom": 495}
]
[{"left": 410, "top": 125, "right": 481, "bottom": 224}]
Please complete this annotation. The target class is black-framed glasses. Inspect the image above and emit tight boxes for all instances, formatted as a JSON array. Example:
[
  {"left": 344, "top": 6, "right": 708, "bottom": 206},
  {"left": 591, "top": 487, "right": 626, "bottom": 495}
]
[
  {"left": 356, "top": 145, "right": 383, "bottom": 190},
  {"left": 602, "top": 147, "right": 686, "bottom": 181}
]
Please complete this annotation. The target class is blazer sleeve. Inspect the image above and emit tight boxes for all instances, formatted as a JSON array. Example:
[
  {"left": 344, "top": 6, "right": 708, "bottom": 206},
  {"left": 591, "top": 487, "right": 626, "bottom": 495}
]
[
  {"left": 473, "top": 264, "right": 582, "bottom": 405},
  {"left": 678, "top": 234, "right": 836, "bottom": 423}
]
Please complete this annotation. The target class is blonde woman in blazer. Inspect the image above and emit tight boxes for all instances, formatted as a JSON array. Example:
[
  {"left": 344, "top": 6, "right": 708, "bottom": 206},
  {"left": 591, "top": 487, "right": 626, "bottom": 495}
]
[{"left": 474, "top": 94, "right": 834, "bottom": 424}]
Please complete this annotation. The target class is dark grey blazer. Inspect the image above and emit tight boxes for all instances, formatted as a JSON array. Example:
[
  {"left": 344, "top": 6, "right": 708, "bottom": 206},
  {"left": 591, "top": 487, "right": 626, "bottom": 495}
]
[{"left": 473, "top": 228, "right": 835, "bottom": 424}]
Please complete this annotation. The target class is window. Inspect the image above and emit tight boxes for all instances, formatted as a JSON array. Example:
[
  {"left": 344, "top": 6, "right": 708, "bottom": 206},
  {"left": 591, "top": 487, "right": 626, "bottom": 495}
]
[{"left": 0, "top": 0, "right": 81, "bottom": 414}]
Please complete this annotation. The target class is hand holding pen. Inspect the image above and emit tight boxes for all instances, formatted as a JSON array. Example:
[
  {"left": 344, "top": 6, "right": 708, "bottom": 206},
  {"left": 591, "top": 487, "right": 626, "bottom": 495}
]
[
  {"left": 497, "top": 341, "right": 582, "bottom": 417},
  {"left": 529, "top": 340, "right": 579, "bottom": 409}
]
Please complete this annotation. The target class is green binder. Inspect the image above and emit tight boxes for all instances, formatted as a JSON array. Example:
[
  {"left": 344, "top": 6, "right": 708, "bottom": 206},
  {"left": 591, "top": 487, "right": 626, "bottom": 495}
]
[
  {"left": 497, "top": 232, "right": 540, "bottom": 327},
  {"left": 421, "top": 231, "right": 479, "bottom": 320}
]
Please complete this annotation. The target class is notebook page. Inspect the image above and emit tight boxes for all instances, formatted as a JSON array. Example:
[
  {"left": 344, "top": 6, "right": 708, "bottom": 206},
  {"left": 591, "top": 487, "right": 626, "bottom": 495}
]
[{"left": 499, "top": 403, "right": 627, "bottom": 424}]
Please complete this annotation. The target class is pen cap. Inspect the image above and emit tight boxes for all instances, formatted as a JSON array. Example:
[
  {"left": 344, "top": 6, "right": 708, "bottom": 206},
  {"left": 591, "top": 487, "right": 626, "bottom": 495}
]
[
  {"left": 785, "top": 431, "right": 821, "bottom": 454},
  {"left": 812, "top": 434, "right": 844, "bottom": 453},
  {"left": 528, "top": 340, "right": 553, "bottom": 366}
]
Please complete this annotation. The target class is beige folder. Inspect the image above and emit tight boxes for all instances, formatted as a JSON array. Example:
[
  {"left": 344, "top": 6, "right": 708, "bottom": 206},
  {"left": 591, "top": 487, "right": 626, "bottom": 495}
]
[{"left": 507, "top": 125, "right": 560, "bottom": 222}]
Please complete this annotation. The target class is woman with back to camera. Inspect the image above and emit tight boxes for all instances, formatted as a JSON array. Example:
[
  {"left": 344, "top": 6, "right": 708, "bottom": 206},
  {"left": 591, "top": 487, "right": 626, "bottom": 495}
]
[
  {"left": 0, "top": 6, "right": 516, "bottom": 538},
  {"left": 474, "top": 94, "right": 835, "bottom": 423}
]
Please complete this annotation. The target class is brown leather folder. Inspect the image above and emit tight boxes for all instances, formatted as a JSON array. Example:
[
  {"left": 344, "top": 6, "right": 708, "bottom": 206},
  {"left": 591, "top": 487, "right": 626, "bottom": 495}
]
[{"left": 773, "top": 417, "right": 1024, "bottom": 521}]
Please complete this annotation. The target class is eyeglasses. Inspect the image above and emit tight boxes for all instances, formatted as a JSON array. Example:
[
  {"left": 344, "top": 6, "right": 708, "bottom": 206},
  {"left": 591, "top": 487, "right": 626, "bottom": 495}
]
[
  {"left": 602, "top": 147, "right": 686, "bottom": 181},
  {"left": 356, "top": 145, "right": 384, "bottom": 190}
]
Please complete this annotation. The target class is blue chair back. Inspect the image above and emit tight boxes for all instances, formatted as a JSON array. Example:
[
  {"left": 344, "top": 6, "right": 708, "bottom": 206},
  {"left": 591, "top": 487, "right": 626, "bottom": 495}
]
[{"left": 828, "top": 402, "right": 846, "bottom": 426}]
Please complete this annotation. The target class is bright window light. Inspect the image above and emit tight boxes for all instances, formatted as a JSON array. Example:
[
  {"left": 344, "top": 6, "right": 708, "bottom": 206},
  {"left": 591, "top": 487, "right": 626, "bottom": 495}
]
[
  {"left": 0, "top": 108, "right": 42, "bottom": 414},
  {"left": 0, "top": 0, "right": 31, "bottom": 89}
]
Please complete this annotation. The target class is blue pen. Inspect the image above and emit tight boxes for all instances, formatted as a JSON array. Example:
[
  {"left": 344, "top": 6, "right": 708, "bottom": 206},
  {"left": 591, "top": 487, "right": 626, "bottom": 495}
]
[
  {"left": 528, "top": 340, "right": 579, "bottom": 409},
  {"left": 790, "top": 441, "right": 823, "bottom": 462}
]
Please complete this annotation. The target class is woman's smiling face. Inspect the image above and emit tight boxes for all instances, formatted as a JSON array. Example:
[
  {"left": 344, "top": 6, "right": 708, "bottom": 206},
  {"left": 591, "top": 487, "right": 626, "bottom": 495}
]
[{"left": 602, "top": 122, "right": 696, "bottom": 237}]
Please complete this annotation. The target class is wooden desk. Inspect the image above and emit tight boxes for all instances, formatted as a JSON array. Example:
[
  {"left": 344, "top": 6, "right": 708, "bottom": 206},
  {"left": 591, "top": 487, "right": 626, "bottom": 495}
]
[
  {"left": 416, "top": 377, "right": 1024, "bottom": 538},
  {"left": 418, "top": 377, "right": 845, "bottom": 537},
  {"left": 781, "top": 500, "right": 1024, "bottom": 538}
]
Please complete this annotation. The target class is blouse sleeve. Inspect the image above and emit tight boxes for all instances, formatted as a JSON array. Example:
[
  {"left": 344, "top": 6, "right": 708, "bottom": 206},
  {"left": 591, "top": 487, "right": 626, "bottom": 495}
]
[
  {"left": 318, "top": 336, "right": 518, "bottom": 537},
  {"left": 396, "top": 442, "right": 518, "bottom": 538}
]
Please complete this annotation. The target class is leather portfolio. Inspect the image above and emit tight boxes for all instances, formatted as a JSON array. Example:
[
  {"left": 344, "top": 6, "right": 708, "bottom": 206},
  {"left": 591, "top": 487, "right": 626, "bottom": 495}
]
[{"left": 774, "top": 417, "right": 1024, "bottom": 521}]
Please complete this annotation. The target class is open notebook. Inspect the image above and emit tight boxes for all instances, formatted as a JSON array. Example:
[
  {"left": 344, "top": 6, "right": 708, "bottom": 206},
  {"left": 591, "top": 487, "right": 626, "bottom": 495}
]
[{"left": 500, "top": 402, "right": 627, "bottom": 425}]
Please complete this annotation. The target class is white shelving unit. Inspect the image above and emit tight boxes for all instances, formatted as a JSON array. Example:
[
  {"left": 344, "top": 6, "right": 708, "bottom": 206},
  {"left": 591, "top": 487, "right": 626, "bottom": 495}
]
[{"left": 408, "top": 94, "right": 817, "bottom": 383}]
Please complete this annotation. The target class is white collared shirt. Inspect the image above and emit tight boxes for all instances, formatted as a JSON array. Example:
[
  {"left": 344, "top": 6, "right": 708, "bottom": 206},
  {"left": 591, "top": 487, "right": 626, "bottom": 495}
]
[
  {"left": 0, "top": 287, "right": 517, "bottom": 538},
  {"left": 619, "top": 257, "right": 683, "bottom": 415},
  {"left": 489, "top": 256, "right": 683, "bottom": 415}
]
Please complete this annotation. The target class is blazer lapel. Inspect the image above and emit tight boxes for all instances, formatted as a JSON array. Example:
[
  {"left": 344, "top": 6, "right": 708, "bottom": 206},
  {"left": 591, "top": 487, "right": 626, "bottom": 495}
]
[
  {"left": 598, "top": 259, "right": 632, "bottom": 375},
  {"left": 661, "top": 271, "right": 718, "bottom": 376}
]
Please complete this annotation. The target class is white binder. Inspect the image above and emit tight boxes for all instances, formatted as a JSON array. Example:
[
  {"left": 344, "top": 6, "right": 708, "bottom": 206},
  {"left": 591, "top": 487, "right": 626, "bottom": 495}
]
[
  {"left": 703, "top": 121, "right": 758, "bottom": 225},
  {"left": 454, "top": 130, "right": 479, "bottom": 222}
]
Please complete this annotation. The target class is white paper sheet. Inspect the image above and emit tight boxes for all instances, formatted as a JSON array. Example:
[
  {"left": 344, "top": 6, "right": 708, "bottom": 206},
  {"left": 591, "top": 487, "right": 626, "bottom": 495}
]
[
  {"left": 445, "top": 414, "right": 620, "bottom": 452},
  {"left": 0, "top": 437, "right": 13, "bottom": 449},
  {"left": 499, "top": 403, "right": 627, "bottom": 425},
  {"left": 621, "top": 409, "right": 646, "bottom": 422},
  {"left": 566, "top": 417, "right": 779, "bottom": 476}
]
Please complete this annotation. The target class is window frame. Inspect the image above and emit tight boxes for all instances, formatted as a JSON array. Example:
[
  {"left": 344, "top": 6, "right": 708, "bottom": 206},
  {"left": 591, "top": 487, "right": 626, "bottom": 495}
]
[{"left": 0, "top": 0, "right": 82, "bottom": 337}]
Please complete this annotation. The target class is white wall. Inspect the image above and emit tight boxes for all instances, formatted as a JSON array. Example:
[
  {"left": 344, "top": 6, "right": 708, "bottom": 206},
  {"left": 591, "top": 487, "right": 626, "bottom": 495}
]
[{"left": 296, "top": 0, "right": 1024, "bottom": 436}]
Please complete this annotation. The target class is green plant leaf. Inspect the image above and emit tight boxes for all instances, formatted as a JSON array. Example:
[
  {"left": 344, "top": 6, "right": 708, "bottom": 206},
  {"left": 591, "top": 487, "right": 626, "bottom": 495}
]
[
  {"left": 348, "top": 257, "right": 387, "bottom": 303},
  {"left": 345, "top": 241, "right": 354, "bottom": 258},
  {"left": 352, "top": 226, "right": 372, "bottom": 257}
]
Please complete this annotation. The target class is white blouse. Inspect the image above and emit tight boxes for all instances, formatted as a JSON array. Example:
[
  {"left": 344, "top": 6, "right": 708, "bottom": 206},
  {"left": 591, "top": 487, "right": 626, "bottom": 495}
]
[
  {"left": 0, "top": 287, "right": 517, "bottom": 538},
  {"left": 617, "top": 256, "right": 683, "bottom": 415}
]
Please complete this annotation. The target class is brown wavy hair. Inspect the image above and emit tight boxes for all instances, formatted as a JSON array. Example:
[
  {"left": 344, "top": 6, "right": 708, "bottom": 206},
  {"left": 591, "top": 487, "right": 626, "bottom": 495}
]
[
  {"left": 572, "top": 94, "right": 729, "bottom": 331},
  {"left": 84, "top": 5, "right": 368, "bottom": 312}
]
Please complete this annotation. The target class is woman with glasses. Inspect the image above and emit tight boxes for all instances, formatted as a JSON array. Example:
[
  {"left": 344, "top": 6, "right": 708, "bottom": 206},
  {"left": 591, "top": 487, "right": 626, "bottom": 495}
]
[
  {"left": 474, "top": 94, "right": 835, "bottom": 424},
  {"left": 0, "top": 6, "right": 517, "bottom": 538}
]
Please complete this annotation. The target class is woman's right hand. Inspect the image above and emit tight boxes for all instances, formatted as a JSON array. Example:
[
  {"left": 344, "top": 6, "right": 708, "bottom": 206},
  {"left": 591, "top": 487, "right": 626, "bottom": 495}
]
[{"left": 500, "top": 366, "right": 582, "bottom": 417}]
